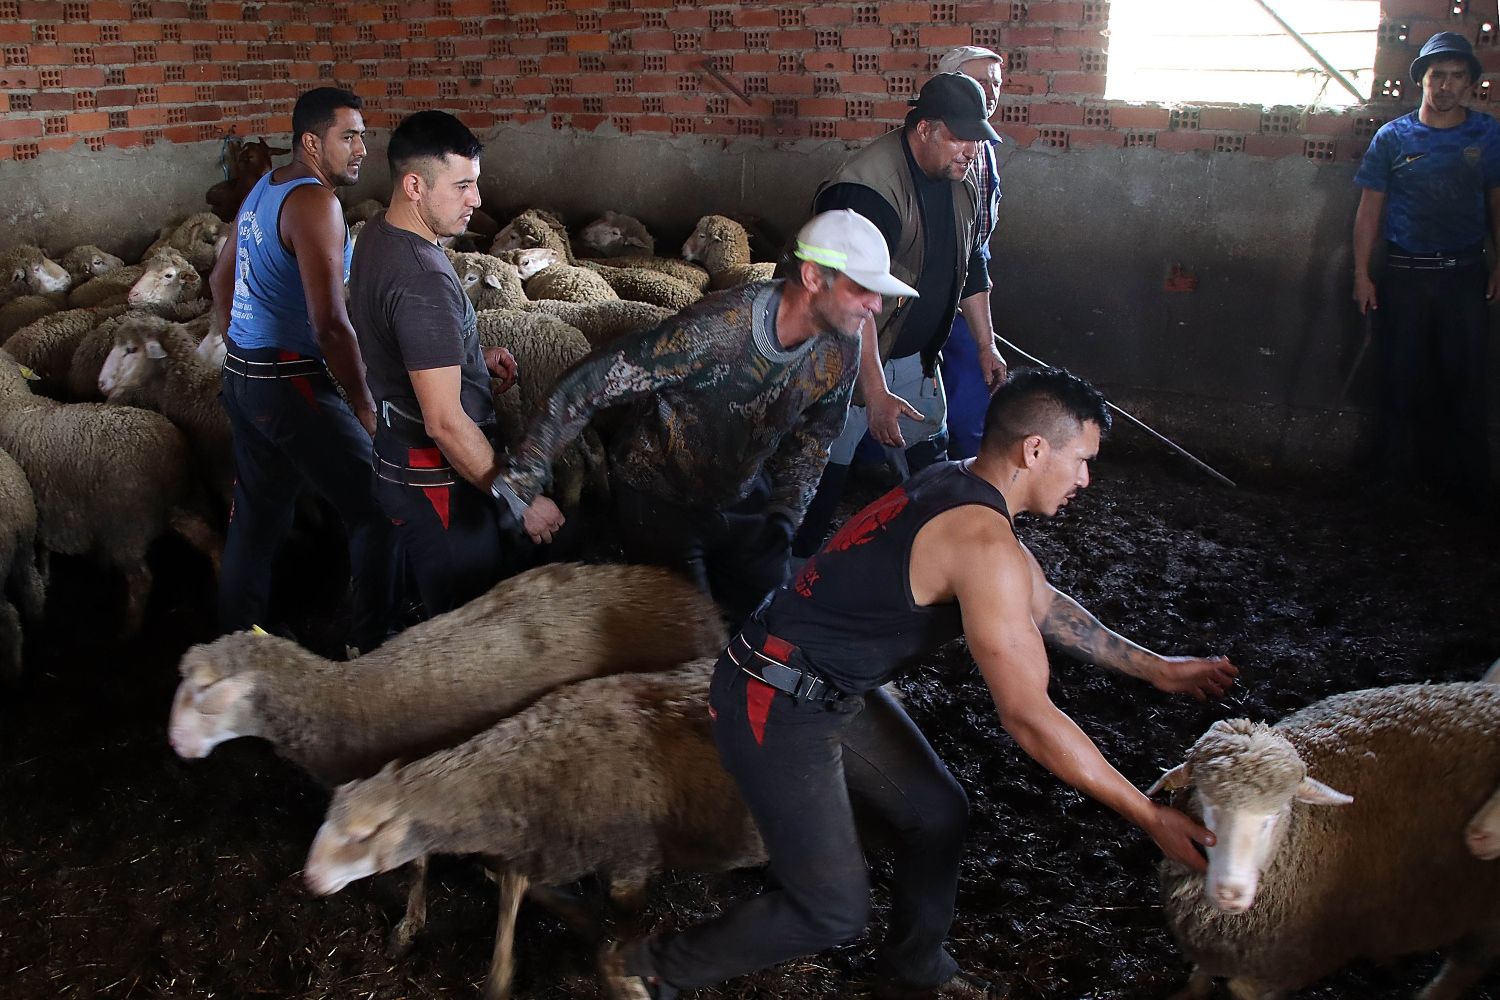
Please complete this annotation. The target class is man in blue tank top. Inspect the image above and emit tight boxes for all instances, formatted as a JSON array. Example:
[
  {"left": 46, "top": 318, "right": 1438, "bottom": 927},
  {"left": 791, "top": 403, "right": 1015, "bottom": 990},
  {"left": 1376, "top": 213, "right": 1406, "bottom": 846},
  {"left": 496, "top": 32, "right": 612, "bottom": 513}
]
[
  {"left": 604, "top": 369, "right": 1239, "bottom": 1000},
  {"left": 1353, "top": 32, "right": 1500, "bottom": 508},
  {"left": 208, "top": 87, "right": 399, "bottom": 653}
]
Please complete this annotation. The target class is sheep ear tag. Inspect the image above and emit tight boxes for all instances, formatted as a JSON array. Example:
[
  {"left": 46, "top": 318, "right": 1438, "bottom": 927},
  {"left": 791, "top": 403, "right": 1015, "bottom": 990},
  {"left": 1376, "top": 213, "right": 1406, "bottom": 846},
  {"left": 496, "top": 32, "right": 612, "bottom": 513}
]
[
  {"left": 16, "top": 365, "right": 40, "bottom": 381},
  {"left": 145, "top": 340, "right": 168, "bottom": 360},
  {"left": 1293, "top": 777, "right": 1353, "bottom": 807},
  {"left": 1146, "top": 762, "right": 1193, "bottom": 797},
  {"left": 250, "top": 624, "right": 270, "bottom": 636}
]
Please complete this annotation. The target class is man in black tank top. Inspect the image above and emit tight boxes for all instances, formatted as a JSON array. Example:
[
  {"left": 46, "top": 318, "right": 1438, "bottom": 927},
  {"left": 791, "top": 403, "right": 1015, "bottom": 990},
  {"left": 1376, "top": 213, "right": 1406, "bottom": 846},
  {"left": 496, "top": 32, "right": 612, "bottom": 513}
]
[{"left": 605, "top": 369, "right": 1239, "bottom": 1000}]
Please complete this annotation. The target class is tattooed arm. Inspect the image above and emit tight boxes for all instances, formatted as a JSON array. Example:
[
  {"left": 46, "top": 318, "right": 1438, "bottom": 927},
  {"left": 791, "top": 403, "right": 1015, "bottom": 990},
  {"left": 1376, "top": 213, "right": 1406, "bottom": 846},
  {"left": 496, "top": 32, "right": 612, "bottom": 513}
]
[{"left": 1020, "top": 543, "right": 1238, "bottom": 702}]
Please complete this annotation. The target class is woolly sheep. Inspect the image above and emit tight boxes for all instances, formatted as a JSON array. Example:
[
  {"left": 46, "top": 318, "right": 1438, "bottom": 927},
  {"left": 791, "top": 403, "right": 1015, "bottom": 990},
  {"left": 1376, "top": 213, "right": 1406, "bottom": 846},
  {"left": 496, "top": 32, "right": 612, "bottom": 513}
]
[
  {"left": 587, "top": 253, "right": 710, "bottom": 293},
  {"left": 0, "top": 293, "right": 66, "bottom": 342},
  {"left": 303, "top": 659, "right": 765, "bottom": 1000},
  {"left": 476, "top": 309, "right": 607, "bottom": 510},
  {"left": 3, "top": 305, "right": 129, "bottom": 386},
  {"left": 168, "top": 561, "right": 724, "bottom": 785},
  {"left": 451, "top": 254, "right": 672, "bottom": 346},
  {"left": 97, "top": 313, "right": 229, "bottom": 498},
  {"left": 0, "top": 445, "right": 43, "bottom": 683},
  {"left": 170, "top": 561, "right": 725, "bottom": 965},
  {"left": 344, "top": 198, "right": 386, "bottom": 226},
  {"left": 1, "top": 244, "right": 71, "bottom": 296},
  {"left": 491, "top": 208, "right": 570, "bottom": 258},
  {"left": 452, "top": 252, "right": 527, "bottom": 311},
  {"left": 588, "top": 264, "right": 701, "bottom": 312},
  {"left": 142, "top": 212, "right": 225, "bottom": 274},
  {"left": 578, "top": 210, "right": 655, "bottom": 257},
  {"left": 0, "top": 349, "right": 220, "bottom": 636},
  {"left": 68, "top": 249, "right": 202, "bottom": 311},
  {"left": 58, "top": 245, "right": 126, "bottom": 286},
  {"left": 531, "top": 298, "right": 673, "bottom": 349},
  {"left": 523, "top": 253, "right": 621, "bottom": 304},
  {"left": 1461, "top": 659, "right": 1500, "bottom": 860},
  {"left": 682, "top": 214, "right": 779, "bottom": 291},
  {"left": 1152, "top": 682, "right": 1500, "bottom": 1000}
]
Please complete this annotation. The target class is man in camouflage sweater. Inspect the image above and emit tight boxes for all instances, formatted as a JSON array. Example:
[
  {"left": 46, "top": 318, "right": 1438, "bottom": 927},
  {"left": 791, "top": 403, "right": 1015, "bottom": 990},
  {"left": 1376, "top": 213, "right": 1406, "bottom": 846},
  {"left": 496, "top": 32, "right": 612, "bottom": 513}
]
[{"left": 497, "top": 210, "right": 918, "bottom": 622}]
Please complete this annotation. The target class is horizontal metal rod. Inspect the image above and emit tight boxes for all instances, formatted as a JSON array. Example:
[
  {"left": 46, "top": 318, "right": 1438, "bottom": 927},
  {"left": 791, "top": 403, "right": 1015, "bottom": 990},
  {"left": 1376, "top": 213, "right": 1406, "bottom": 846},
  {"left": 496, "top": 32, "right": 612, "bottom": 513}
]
[{"left": 995, "top": 335, "right": 1239, "bottom": 489}]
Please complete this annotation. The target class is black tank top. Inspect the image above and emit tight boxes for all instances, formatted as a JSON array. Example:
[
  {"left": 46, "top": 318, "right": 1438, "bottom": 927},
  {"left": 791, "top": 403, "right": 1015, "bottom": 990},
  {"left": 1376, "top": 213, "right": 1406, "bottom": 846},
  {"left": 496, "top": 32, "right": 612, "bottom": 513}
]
[{"left": 763, "top": 460, "right": 1011, "bottom": 695}]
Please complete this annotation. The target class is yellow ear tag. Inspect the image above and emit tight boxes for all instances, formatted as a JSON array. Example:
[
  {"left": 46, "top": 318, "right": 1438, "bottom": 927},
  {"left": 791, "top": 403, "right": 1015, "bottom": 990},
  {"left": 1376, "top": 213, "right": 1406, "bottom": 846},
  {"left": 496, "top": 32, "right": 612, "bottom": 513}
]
[
  {"left": 17, "top": 366, "right": 40, "bottom": 381},
  {"left": 250, "top": 624, "right": 269, "bottom": 635}
]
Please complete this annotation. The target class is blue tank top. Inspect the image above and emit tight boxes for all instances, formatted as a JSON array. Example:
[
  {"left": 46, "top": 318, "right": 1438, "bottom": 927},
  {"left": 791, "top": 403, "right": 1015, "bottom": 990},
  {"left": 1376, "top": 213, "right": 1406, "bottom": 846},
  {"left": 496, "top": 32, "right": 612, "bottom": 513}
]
[
  {"left": 227, "top": 171, "right": 352, "bottom": 357},
  {"left": 764, "top": 460, "right": 1011, "bottom": 695}
]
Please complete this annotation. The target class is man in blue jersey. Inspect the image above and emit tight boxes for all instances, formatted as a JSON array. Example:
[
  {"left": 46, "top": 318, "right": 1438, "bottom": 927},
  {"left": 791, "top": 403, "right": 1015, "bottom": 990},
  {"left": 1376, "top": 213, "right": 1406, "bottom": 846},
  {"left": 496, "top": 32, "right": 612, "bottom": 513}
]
[
  {"left": 1353, "top": 31, "right": 1500, "bottom": 507},
  {"left": 209, "top": 86, "right": 399, "bottom": 653},
  {"left": 603, "top": 368, "right": 1238, "bottom": 1000}
]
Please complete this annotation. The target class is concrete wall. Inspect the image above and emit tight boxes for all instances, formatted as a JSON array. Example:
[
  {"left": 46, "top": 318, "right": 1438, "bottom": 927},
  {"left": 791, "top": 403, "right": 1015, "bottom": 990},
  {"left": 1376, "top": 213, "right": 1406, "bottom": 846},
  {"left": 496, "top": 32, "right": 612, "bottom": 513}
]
[{"left": 3, "top": 120, "right": 1495, "bottom": 477}]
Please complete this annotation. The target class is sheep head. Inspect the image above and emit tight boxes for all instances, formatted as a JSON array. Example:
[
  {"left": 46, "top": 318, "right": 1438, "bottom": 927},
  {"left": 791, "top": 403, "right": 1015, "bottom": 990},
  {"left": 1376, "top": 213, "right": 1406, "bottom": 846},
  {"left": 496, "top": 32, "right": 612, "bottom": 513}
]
[
  {"left": 7, "top": 246, "right": 72, "bottom": 295},
  {"left": 167, "top": 630, "right": 314, "bottom": 759},
  {"left": 682, "top": 215, "right": 751, "bottom": 272},
  {"left": 127, "top": 251, "right": 202, "bottom": 309},
  {"left": 98, "top": 312, "right": 173, "bottom": 398},
  {"left": 492, "top": 209, "right": 569, "bottom": 256},
  {"left": 454, "top": 252, "right": 525, "bottom": 307},
  {"left": 1466, "top": 785, "right": 1500, "bottom": 860},
  {"left": 305, "top": 764, "right": 419, "bottom": 895},
  {"left": 1150, "top": 719, "right": 1352, "bottom": 914},
  {"left": 60, "top": 245, "right": 125, "bottom": 284},
  {"left": 579, "top": 211, "right": 654, "bottom": 257}
]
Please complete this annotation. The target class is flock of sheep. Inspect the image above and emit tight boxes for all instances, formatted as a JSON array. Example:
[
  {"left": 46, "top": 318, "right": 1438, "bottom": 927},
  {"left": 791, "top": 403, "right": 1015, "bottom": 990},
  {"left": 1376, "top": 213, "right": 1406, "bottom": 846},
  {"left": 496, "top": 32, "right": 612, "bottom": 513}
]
[{"left": 5, "top": 196, "right": 1500, "bottom": 1000}]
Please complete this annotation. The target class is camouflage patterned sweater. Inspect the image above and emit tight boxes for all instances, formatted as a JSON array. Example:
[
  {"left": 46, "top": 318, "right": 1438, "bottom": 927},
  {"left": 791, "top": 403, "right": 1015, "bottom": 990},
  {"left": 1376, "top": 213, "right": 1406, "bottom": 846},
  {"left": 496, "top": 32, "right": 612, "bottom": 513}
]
[{"left": 507, "top": 281, "right": 859, "bottom": 527}]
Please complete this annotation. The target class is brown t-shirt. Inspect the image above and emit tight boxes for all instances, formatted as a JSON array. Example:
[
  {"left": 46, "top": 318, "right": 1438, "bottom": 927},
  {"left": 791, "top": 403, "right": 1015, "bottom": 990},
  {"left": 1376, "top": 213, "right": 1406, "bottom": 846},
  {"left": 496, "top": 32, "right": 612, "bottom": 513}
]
[{"left": 347, "top": 213, "right": 494, "bottom": 429}]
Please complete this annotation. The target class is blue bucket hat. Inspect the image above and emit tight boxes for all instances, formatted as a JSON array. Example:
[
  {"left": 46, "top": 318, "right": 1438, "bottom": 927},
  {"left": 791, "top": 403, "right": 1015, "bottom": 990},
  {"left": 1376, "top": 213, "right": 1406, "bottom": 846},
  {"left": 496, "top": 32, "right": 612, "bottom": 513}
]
[{"left": 1410, "top": 31, "right": 1483, "bottom": 86}]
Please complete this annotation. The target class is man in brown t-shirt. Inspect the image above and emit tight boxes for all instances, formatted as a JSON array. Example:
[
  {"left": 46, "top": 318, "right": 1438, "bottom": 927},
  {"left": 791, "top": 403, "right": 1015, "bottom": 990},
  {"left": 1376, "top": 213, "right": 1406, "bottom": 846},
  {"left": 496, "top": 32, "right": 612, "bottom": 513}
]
[{"left": 347, "top": 110, "right": 531, "bottom": 617}]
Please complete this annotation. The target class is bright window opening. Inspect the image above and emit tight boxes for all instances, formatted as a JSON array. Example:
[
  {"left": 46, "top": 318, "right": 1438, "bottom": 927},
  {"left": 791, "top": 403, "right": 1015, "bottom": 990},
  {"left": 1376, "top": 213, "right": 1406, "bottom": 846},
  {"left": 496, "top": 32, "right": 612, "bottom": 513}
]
[{"left": 1105, "top": 0, "right": 1382, "bottom": 108}]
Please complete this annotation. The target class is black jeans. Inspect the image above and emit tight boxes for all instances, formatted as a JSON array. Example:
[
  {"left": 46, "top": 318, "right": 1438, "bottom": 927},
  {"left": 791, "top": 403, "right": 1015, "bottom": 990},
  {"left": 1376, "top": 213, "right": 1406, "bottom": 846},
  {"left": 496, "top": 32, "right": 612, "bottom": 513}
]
[
  {"left": 377, "top": 474, "right": 519, "bottom": 619},
  {"left": 219, "top": 355, "right": 400, "bottom": 652},
  {"left": 1375, "top": 260, "right": 1491, "bottom": 499},
  {"left": 615, "top": 478, "right": 790, "bottom": 627},
  {"left": 638, "top": 653, "right": 968, "bottom": 992}
]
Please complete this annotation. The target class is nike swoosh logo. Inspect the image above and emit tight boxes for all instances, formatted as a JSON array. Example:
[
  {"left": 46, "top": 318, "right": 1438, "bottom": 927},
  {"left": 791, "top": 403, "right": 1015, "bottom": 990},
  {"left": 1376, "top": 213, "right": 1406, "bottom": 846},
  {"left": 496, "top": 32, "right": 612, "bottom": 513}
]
[{"left": 1404, "top": 153, "right": 1426, "bottom": 163}]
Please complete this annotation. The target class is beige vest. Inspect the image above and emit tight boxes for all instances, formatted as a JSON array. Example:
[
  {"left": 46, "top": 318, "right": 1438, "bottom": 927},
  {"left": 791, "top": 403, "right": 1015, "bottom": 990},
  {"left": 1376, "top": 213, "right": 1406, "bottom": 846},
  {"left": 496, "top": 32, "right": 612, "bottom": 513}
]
[{"left": 816, "top": 126, "right": 980, "bottom": 372}]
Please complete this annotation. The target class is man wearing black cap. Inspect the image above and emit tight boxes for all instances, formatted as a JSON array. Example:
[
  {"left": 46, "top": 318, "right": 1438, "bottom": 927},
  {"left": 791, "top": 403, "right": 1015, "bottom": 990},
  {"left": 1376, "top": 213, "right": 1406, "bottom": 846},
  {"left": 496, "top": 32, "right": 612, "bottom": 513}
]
[
  {"left": 1353, "top": 31, "right": 1500, "bottom": 506},
  {"left": 793, "top": 72, "right": 1009, "bottom": 557}
]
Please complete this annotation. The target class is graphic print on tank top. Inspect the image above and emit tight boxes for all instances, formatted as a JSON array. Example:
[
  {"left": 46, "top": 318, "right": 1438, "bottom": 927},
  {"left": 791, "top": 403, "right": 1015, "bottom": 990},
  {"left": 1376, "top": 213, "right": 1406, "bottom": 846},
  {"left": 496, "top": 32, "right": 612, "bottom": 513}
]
[{"left": 792, "top": 485, "right": 910, "bottom": 598}]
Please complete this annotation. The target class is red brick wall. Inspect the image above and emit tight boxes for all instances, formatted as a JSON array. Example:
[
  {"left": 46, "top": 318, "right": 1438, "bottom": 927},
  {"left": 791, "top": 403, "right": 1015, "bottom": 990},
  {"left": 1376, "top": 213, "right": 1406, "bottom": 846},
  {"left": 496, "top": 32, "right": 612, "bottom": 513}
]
[{"left": 1, "top": 0, "right": 1496, "bottom": 164}]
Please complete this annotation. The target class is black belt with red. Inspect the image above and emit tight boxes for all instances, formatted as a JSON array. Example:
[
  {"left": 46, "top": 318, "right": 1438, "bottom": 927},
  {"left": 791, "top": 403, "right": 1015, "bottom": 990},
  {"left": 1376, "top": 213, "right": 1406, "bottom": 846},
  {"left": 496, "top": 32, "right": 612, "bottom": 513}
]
[{"left": 726, "top": 626, "right": 841, "bottom": 702}]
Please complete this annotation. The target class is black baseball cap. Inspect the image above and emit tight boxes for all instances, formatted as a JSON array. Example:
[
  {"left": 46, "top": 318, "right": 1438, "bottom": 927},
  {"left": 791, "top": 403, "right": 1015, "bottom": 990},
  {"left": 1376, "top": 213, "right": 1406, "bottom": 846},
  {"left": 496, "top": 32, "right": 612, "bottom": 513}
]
[
  {"left": 1410, "top": 31, "right": 1482, "bottom": 85},
  {"left": 907, "top": 72, "right": 1001, "bottom": 142}
]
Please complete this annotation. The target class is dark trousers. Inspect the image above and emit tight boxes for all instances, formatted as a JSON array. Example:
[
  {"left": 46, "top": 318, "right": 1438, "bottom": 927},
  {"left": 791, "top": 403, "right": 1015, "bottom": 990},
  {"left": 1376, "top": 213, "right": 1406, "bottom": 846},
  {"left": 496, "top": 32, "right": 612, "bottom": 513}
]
[
  {"left": 219, "top": 357, "right": 399, "bottom": 652},
  {"left": 1375, "top": 260, "right": 1491, "bottom": 499},
  {"left": 615, "top": 478, "right": 789, "bottom": 627},
  {"left": 939, "top": 314, "right": 988, "bottom": 461},
  {"left": 377, "top": 474, "right": 518, "bottom": 618},
  {"left": 640, "top": 654, "right": 968, "bottom": 992}
]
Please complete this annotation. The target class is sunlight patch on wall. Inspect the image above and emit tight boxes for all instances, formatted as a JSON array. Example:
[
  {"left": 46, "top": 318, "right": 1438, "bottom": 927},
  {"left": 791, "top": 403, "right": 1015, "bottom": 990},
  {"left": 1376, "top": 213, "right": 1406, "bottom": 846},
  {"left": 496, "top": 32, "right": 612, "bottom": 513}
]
[{"left": 1105, "top": 0, "right": 1381, "bottom": 108}]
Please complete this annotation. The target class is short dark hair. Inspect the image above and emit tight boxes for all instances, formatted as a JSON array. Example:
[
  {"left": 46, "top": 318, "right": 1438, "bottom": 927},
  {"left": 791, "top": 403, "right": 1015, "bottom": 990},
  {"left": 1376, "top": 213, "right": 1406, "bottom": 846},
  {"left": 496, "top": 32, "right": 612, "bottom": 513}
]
[
  {"left": 388, "top": 110, "right": 484, "bottom": 181},
  {"left": 980, "top": 366, "right": 1111, "bottom": 452},
  {"left": 292, "top": 87, "right": 362, "bottom": 145}
]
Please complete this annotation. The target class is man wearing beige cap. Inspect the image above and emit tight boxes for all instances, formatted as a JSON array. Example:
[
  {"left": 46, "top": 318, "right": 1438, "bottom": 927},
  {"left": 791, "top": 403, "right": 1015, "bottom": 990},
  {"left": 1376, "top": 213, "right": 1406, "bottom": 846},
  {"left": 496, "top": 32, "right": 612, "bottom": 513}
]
[
  {"left": 496, "top": 209, "right": 915, "bottom": 623},
  {"left": 935, "top": 46, "right": 1006, "bottom": 462},
  {"left": 794, "top": 71, "right": 1009, "bottom": 558}
]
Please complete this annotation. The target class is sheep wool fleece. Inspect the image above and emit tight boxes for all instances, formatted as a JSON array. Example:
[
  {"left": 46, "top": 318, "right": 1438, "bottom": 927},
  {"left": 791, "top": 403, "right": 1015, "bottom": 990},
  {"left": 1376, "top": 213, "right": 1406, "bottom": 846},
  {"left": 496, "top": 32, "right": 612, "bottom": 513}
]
[{"left": 507, "top": 280, "right": 858, "bottom": 525}]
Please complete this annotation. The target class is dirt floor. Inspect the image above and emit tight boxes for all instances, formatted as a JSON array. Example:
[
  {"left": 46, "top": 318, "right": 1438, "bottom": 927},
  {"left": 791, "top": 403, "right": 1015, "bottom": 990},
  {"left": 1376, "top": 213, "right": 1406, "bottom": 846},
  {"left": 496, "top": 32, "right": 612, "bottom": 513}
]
[{"left": 2, "top": 449, "right": 1499, "bottom": 1000}]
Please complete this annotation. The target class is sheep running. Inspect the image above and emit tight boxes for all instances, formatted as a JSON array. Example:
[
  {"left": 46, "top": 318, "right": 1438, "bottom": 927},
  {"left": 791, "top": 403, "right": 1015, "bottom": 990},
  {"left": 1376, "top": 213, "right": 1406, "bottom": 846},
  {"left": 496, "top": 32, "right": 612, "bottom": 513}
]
[
  {"left": 303, "top": 659, "right": 765, "bottom": 1000},
  {"left": 1152, "top": 681, "right": 1500, "bottom": 1000}
]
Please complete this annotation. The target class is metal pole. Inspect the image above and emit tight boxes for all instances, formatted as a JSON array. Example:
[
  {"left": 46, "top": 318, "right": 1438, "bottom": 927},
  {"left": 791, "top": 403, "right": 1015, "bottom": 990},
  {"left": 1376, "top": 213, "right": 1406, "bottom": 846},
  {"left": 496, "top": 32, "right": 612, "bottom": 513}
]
[
  {"left": 995, "top": 335, "right": 1239, "bottom": 489},
  {"left": 1250, "top": 0, "right": 1368, "bottom": 103}
]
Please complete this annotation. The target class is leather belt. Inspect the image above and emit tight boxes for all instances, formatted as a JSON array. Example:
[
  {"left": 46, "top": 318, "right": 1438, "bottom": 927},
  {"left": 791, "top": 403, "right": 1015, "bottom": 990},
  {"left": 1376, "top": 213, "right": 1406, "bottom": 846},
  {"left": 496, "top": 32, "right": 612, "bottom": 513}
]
[
  {"left": 1386, "top": 250, "right": 1484, "bottom": 270},
  {"left": 223, "top": 352, "right": 327, "bottom": 379},
  {"left": 726, "top": 631, "right": 840, "bottom": 702},
  {"left": 374, "top": 454, "right": 457, "bottom": 487}
]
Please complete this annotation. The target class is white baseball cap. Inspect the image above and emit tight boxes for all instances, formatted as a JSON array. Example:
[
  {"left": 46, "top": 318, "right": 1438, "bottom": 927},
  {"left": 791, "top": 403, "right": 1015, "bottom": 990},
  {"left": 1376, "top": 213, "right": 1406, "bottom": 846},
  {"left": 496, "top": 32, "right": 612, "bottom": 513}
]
[
  {"left": 793, "top": 210, "right": 919, "bottom": 298},
  {"left": 938, "top": 45, "right": 1003, "bottom": 76}
]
